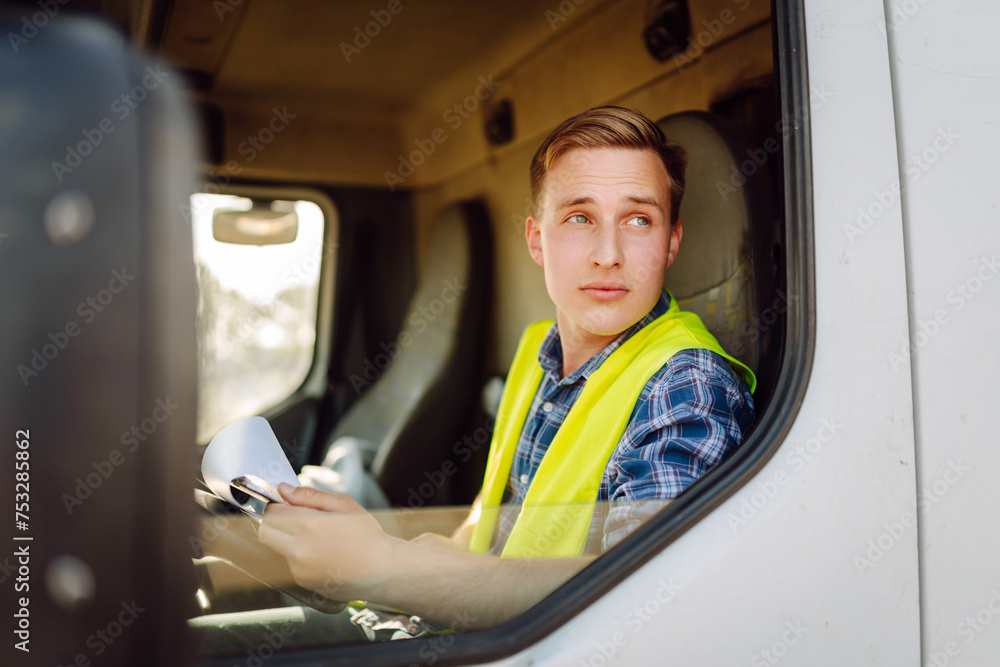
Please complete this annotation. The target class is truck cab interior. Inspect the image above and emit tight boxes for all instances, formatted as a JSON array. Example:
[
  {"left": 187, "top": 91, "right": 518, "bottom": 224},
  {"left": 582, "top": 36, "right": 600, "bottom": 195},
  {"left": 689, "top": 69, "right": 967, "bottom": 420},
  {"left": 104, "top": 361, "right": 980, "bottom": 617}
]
[
  {"left": 1, "top": 0, "right": 812, "bottom": 664},
  {"left": 180, "top": 0, "right": 785, "bottom": 496}
]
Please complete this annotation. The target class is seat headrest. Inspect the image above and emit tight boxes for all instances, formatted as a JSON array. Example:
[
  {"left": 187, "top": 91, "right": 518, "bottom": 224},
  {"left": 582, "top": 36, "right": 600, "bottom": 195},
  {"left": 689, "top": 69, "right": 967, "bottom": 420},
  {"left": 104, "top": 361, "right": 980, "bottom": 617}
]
[
  {"left": 658, "top": 111, "right": 753, "bottom": 299},
  {"left": 656, "top": 110, "right": 780, "bottom": 375}
]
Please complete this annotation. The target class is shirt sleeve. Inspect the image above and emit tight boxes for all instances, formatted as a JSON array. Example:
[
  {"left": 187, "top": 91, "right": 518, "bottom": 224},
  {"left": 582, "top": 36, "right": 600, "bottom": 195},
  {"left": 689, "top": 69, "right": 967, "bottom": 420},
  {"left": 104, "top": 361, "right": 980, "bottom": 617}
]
[{"left": 600, "top": 349, "right": 755, "bottom": 550}]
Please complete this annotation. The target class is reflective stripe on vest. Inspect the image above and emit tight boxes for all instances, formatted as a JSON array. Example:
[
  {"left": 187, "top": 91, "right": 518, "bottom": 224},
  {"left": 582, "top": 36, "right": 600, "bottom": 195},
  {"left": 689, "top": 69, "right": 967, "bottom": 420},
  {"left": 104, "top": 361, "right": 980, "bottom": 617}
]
[{"left": 469, "top": 294, "right": 755, "bottom": 558}]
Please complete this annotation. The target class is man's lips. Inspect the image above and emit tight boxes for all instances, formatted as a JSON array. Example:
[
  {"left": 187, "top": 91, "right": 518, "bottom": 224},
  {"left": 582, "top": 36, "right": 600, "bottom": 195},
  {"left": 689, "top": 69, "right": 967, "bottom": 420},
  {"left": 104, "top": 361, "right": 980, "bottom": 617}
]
[{"left": 580, "top": 283, "right": 630, "bottom": 300}]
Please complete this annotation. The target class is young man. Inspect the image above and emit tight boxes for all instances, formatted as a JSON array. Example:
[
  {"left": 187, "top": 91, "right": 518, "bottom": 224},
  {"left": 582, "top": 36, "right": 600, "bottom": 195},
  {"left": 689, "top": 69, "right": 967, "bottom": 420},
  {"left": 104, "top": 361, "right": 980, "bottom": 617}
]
[{"left": 258, "top": 106, "right": 755, "bottom": 631}]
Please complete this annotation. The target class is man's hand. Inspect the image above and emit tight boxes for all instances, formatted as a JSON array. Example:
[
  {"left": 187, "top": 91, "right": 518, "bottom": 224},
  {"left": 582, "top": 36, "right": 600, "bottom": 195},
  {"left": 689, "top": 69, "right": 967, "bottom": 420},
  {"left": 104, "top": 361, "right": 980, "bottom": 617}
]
[
  {"left": 258, "top": 483, "right": 593, "bottom": 629},
  {"left": 258, "top": 483, "right": 395, "bottom": 601},
  {"left": 412, "top": 532, "right": 464, "bottom": 551}
]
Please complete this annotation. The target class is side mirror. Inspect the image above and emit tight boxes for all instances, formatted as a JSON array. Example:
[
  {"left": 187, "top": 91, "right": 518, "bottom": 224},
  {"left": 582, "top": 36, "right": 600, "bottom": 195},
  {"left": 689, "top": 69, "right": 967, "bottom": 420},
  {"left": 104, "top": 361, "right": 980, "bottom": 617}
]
[{"left": 212, "top": 200, "right": 298, "bottom": 245}]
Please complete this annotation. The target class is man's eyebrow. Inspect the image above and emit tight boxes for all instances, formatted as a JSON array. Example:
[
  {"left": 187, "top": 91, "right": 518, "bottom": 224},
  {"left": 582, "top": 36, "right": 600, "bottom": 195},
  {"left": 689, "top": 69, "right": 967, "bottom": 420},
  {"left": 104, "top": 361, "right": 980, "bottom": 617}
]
[
  {"left": 554, "top": 196, "right": 596, "bottom": 210},
  {"left": 624, "top": 194, "right": 663, "bottom": 209},
  {"left": 554, "top": 194, "right": 664, "bottom": 210}
]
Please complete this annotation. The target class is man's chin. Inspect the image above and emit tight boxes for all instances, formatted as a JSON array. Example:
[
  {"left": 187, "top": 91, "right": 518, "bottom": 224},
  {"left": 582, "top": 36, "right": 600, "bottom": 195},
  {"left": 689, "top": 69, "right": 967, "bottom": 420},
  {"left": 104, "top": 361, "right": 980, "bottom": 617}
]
[{"left": 569, "top": 303, "right": 643, "bottom": 338}]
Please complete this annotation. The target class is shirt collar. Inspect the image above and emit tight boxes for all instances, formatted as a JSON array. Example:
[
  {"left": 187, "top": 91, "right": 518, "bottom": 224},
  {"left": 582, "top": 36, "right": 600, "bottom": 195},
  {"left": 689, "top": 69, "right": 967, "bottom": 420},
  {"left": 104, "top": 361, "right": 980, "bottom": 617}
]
[{"left": 538, "top": 291, "right": 673, "bottom": 385}]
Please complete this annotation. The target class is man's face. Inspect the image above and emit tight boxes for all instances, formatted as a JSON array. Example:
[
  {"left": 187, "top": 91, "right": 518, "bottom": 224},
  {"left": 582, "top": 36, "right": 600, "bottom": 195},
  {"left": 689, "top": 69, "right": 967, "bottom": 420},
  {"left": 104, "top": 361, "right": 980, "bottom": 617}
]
[{"left": 525, "top": 147, "right": 682, "bottom": 353}]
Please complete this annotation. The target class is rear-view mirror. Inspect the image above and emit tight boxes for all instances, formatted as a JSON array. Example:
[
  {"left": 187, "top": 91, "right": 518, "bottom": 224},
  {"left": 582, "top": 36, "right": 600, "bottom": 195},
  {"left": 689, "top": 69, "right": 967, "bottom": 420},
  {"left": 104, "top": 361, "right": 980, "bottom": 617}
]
[{"left": 212, "top": 200, "right": 298, "bottom": 245}]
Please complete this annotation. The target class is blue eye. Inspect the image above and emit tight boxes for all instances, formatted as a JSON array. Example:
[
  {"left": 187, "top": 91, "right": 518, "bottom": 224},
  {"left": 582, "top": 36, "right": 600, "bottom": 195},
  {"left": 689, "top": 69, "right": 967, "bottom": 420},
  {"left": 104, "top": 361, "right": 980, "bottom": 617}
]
[
  {"left": 626, "top": 216, "right": 650, "bottom": 227},
  {"left": 568, "top": 214, "right": 588, "bottom": 224}
]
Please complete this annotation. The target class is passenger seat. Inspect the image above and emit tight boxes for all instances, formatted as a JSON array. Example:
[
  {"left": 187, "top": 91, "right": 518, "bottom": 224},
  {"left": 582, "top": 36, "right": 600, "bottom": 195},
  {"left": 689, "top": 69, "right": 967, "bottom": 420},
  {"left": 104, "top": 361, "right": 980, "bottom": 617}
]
[{"left": 305, "top": 200, "right": 492, "bottom": 507}]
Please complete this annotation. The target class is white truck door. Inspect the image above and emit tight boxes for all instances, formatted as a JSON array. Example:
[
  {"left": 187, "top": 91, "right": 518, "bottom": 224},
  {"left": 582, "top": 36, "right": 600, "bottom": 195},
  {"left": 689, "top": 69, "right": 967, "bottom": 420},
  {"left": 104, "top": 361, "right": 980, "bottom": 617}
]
[{"left": 885, "top": 0, "right": 1000, "bottom": 664}]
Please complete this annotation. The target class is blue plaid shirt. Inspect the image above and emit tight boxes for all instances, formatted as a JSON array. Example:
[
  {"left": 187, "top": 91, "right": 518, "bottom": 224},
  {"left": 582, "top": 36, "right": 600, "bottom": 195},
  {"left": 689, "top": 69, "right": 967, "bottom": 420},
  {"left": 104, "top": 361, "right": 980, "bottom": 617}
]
[{"left": 491, "top": 291, "right": 755, "bottom": 554}]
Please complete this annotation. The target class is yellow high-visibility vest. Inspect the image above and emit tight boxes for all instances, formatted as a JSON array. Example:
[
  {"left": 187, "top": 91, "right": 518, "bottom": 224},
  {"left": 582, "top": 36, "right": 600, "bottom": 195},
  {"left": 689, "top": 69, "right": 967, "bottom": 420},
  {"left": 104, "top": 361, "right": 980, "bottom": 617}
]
[{"left": 470, "top": 294, "right": 755, "bottom": 558}]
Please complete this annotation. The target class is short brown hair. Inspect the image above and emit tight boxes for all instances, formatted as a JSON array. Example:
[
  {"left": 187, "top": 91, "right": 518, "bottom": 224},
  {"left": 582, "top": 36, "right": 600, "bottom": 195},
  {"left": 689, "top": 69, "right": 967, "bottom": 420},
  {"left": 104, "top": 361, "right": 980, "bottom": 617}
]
[{"left": 529, "top": 106, "right": 687, "bottom": 224}]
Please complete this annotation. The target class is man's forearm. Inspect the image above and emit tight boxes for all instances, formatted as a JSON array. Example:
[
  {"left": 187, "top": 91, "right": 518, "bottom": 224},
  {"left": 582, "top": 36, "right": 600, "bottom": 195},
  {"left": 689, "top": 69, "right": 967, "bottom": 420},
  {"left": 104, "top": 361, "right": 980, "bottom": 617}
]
[
  {"left": 368, "top": 536, "right": 593, "bottom": 629},
  {"left": 260, "top": 485, "right": 592, "bottom": 629}
]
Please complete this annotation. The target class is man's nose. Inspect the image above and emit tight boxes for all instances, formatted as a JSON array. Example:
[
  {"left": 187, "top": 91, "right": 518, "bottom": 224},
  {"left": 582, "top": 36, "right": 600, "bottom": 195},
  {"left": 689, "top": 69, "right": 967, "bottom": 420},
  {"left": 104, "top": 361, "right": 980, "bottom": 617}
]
[{"left": 590, "top": 220, "right": 624, "bottom": 268}]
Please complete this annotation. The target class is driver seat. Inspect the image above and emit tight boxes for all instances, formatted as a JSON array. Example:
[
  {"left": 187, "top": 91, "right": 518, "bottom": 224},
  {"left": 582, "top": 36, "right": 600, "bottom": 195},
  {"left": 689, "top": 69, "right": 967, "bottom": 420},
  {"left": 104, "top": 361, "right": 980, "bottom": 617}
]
[{"left": 657, "top": 110, "right": 782, "bottom": 412}]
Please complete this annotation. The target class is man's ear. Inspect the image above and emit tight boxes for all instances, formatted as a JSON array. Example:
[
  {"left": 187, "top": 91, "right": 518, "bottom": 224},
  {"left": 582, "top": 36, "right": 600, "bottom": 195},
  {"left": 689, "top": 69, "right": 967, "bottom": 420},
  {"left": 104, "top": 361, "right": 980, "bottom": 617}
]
[
  {"left": 665, "top": 218, "right": 683, "bottom": 268},
  {"left": 525, "top": 214, "right": 544, "bottom": 267}
]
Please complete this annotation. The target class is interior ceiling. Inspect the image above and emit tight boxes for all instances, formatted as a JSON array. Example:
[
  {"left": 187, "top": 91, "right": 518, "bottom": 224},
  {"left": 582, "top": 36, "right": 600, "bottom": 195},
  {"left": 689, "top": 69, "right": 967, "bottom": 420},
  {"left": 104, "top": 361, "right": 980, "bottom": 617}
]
[{"left": 157, "top": 0, "right": 604, "bottom": 115}]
